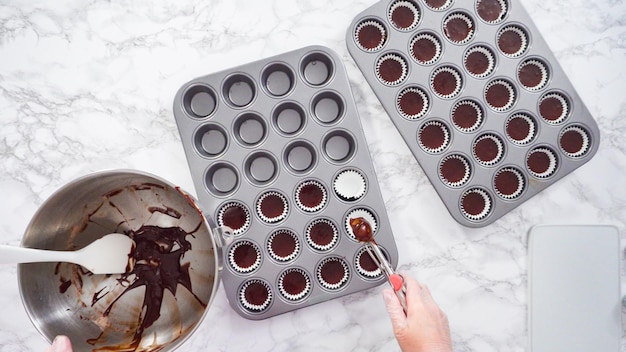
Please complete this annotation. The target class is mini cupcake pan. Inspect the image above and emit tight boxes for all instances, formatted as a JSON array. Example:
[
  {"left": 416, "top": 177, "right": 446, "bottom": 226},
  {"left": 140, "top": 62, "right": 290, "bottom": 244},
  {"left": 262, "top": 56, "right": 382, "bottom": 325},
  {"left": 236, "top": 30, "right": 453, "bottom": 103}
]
[
  {"left": 346, "top": 0, "right": 600, "bottom": 227},
  {"left": 173, "top": 46, "right": 398, "bottom": 319}
]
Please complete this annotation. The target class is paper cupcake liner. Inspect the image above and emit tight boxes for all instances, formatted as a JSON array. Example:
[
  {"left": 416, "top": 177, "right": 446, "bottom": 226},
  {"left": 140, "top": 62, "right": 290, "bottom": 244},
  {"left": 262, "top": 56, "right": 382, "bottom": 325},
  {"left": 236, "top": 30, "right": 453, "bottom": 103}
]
[
  {"left": 505, "top": 113, "right": 536, "bottom": 145},
  {"left": 355, "top": 246, "right": 383, "bottom": 278},
  {"left": 375, "top": 53, "right": 408, "bottom": 86},
  {"left": 345, "top": 208, "right": 377, "bottom": 240},
  {"left": 443, "top": 13, "right": 474, "bottom": 44},
  {"left": 493, "top": 167, "right": 525, "bottom": 200},
  {"left": 305, "top": 218, "right": 339, "bottom": 252},
  {"left": 431, "top": 66, "right": 462, "bottom": 99},
  {"left": 472, "top": 134, "right": 504, "bottom": 166},
  {"left": 410, "top": 32, "right": 442, "bottom": 65},
  {"left": 476, "top": 0, "right": 508, "bottom": 24},
  {"left": 397, "top": 86, "right": 429, "bottom": 119},
  {"left": 418, "top": 120, "right": 451, "bottom": 153},
  {"left": 316, "top": 257, "right": 350, "bottom": 290},
  {"left": 439, "top": 154, "right": 471, "bottom": 188},
  {"left": 518, "top": 59, "right": 548, "bottom": 91},
  {"left": 333, "top": 169, "right": 367, "bottom": 201},
  {"left": 424, "top": 0, "right": 453, "bottom": 10},
  {"left": 451, "top": 100, "right": 483, "bottom": 132},
  {"left": 354, "top": 19, "right": 387, "bottom": 52},
  {"left": 526, "top": 147, "right": 558, "bottom": 178},
  {"left": 256, "top": 191, "right": 289, "bottom": 223},
  {"left": 497, "top": 25, "right": 528, "bottom": 58},
  {"left": 464, "top": 45, "right": 495, "bottom": 78},
  {"left": 228, "top": 240, "right": 261, "bottom": 274},
  {"left": 485, "top": 79, "right": 515, "bottom": 111},
  {"left": 460, "top": 188, "right": 492, "bottom": 221},
  {"left": 267, "top": 229, "right": 300, "bottom": 262},
  {"left": 295, "top": 180, "right": 328, "bottom": 212},
  {"left": 217, "top": 201, "right": 251, "bottom": 236},
  {"left": 388, "top": 0, "right": 420, "bottom": 31},
  {"left": 559, "top": 125, "right": 590, "bottom": 158},
  {"left": 278, "top": 268, "right": 312, "bottom": 301},
  {"left": 539, "top": 92, "right": 570, "bottom": 124},
  {"left": 239, "top": 279, "right": 272, "bottom": 312}
]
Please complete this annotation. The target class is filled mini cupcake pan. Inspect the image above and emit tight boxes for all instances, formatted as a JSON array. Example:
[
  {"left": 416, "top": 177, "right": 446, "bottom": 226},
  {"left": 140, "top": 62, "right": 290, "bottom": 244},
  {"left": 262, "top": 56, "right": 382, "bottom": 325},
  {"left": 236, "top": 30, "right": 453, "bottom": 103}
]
[
  {"left": 346, "top": 0, "right": 600, "bottom": 227},
  {"left": 173, "top": 46, "right": 398, "bottom": 319}
]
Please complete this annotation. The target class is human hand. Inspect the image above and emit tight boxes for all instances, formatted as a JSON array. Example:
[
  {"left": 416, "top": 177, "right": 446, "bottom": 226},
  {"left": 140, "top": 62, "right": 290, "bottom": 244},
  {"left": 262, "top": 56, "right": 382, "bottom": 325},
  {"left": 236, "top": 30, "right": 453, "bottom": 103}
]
[
  {"left": 45, "top": 335, "right": 73, "bottom": 352},
  {"left": 383, "top": 275, "right": 452, "bottom": 352}
]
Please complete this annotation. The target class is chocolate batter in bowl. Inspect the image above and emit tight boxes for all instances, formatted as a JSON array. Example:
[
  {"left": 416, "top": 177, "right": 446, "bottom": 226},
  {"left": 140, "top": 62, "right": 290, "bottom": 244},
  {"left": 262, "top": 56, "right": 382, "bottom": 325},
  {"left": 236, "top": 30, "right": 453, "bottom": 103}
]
[{"left": 17, "top": 170, "right": 233, "bottom": 352}]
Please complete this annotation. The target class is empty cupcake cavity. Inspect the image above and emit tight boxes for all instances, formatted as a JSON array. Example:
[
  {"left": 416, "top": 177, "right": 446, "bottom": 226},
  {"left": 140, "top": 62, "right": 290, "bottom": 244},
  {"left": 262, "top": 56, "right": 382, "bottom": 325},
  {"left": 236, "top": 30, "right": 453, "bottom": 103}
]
[
  {"left": 355, "top": 246, "right": 385, "bottom": 279},
  {"left": 354, "top": 18, "right": 388, "bottom": 52},
  {"left": 267, "top": 229, "right": 300, "bottom": 263},
  {"left": 397, "top": 86, "right": 430, "bottom": 119},
  {"left": 244, "top": 151, "right": 278, "bottom": 185},
  {"left": 261, "top": 62, "right": 295, "bottom": 97},
  {"left": 518, "top": 58, "right": 549, "bottom": 91},
  {"left": 333, "top": 169, "right": 367, "bottom": 201},
  {"left": 312, "top": 91, "right": 345, "bottom": 124},
  {"left": 272, "top": 101, "right": 306, "bottom": 136},
  {"left": 451, "top": 99, "right": 483, "bottom": 132},
  {"left": 229, "top": 240, "right": 261, "bottom": 274},
  {"left": 388, "top": 0, "right": 420, "bottom": 31},
  {"left": 410, "top": 32, "right": 442, "bottom": 65},
  {"left": 539, "top": 91, "right": 570, "bottom": 124},
  {"left": 295, "top": 179, "right": 328, "bottom": 213},
  {"left": 278, "top": 268, "right": 312, "bottom": 301},
  {"left": 460, "top": 187, "right": 493, "bottom": 221},
  {"left": 485, "top": 79, "right": 516, "bottom": 111},
  {"left": 497, "top": 24, "right": 529, "bottom": 58},
  {"left": 316, "top": 257, "right": 350, "bottom": 291},
  {"left": 305, "top": 218, "right": 339, "bottom": 252},
  {"left": 193, "top": 123, "right": 228, "bottom": 157},
  {"left": 439, "top": 154, "right": 471, "bottom": 188},
  {"left": 223, "top": 74, "right": 256, "bottom": 108},
  {"left": 476, "top": 0, "right": 508, "bottom": 23},
  {"left": 301, "top": 51, "right": 334, "bottom": 86},
  {"left": 283, "top": 140, "right": 317, "bottom": 174},
  {"left": 257, "top": 191, "right": 289, "bottom": 223},
  {"left": 505, "top": 112, "right": 537, "bottom": 145},
  {"left": 493, "top": 166, "right": 525, "bottom": 200},
  {"left": 376, "top": 52, "right": 408, "bottom": 86},
  {"left": 424, "top": 0, "right": 453, "bottom": 11},
  {"left": 217, "top": 201, "right": 251, "bottom": 235},
  {"left": 345, "top": 208, "right": 377, "bottom": 241},
  {"left": 431, "top": 66, "right": 463, "bottom": 99},
  {"left": 418, "top": 120, "right": 451, "bottom": 154},
  {"left": 526, "top": 146, "right": 558, "bottom": 178},
  {"left": 443, "top": 12, "right": 475, "bottom": 45},
  {"left": 239, "top": 279, "right": 272, "bottom": 313},
  {"left": 182, "top": 84, "right": 217, "bottom": 118},
  {"left": 464, "top": 45, "right": 496, "bottom": 78},
  {"left": 559, "top": 125, "right": 591, "bottom": 158},
  {"left": 233, "top": 112, "right": 267, "bottom": 147},
  {"left": 205, "top": 162, "right": 239, "bottom": 196},
  {"left": 472, "top": 133, "right": 505, "bottom": 166},
  {"left": 322, "top": 129, "right": 356, "bottom": 163}
]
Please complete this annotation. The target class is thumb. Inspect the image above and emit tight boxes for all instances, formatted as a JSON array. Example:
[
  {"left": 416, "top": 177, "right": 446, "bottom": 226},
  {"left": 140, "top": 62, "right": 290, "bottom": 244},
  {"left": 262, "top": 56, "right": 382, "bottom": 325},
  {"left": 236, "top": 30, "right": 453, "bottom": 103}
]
[
  {"left": 50, "top": 336, "right": 73, "bottom": 352},
  {"left": 383, "top": 289, "right": 407, "bottom": 331}
]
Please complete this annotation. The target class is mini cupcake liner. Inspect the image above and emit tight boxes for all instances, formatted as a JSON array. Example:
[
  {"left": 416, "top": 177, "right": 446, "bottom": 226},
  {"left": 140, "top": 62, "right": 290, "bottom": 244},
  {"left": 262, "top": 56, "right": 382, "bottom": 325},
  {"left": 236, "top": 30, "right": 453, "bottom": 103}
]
[
  {"left": 375, "top": 53, "right": 408, "bottom": 86},
  {"left": 424, "top": 0, "right": 453, "bottom": 10},
  {"left": 485, "top": 79, "right": 516, "bottom": 111},
  {"left": 518, "top": 59, "right": 549, "bottom": 91},
  {"left": 278, "top": 268, "right": 312, "bottom": 301},
  {"left": 228, "top": 240, "right": 261, "bottom": 274},
  {"left": 409, "top": 32, "right": 442, "bottom": 65},
  {"left": 451, "top": 99, "right": 483, "bottom": 132},
  {"left": 316, "top": 257, "right": 350, "bottom": 290},
  {"left": 443, "top": 12, "right": 474, "bottom": 44},
  {"left": 464, "top": 45, "right": 495, "bottom": 78},
  {"left": 217, "top": 201, "right": 251, "bottom": 236},
  {"left": 354, "top": 19, "right": 387, "bottom": 52},
  {"left": 418, "top": 120, "right": 451, "bottom": 153},
  {"left": 397, "top": 86, "right": 429, "bottom": 119},
  {"left": 472, "top": 134, "right": 504, "bottom": 166},
  {"left": 239, "top": 279, "right": 273, "bottom": 312},
  {"left": 345, "top": 208, "right": 378, "bottom": 240},
  {"left": 355, "top": 246, "right": 383, "bottom": 278},
  {"left": 505, "top": 113, "right": 536, "bottom": 145},
  {"left": 305, "top": 218, "right": 339, "bottom": 252},
  {"left": 388, "top": 0, "right": 420, "bottom": 31},
  {"left": 460, "top": 188, "right": 493, "bottom": 221},
  {"left": 497, "top": 25, "right": 528, "bottom": 58},
  {"left": 439, "top": 154, "right": 471, "bottom": 188},
  {"left": 559, "top": 125, "right": 590, "bottom": 158},
  {"left": 295, "top": 180, "right": 328, "bottom": 212},
  {"left": 267, "top": 229, "right": 300, "bottom": 262},
  {"left": 493, "top": 167, "right": 525, "bottom": 200},
  {"left": 526, "top": 147, "right": 558, "bottom": 178},
  {"left": 256, "top": 191, "right": 289, "bottom": 223},
  {"left": 430, "top": 66, "right": 462, "bottom": 99},
  {"left": 333, "top": 169, "right": 367, "bottom": 201},
  {"left": 539, "top": 92, "right": 570, "bottom": 124},
  {"left": 476, "top": 0, "right": 508, "bottom": 24}
]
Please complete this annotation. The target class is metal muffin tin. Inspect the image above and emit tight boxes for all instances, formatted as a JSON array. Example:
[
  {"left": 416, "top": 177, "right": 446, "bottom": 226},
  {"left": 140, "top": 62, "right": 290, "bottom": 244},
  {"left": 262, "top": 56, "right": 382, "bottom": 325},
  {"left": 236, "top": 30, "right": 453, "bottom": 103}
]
[
  {"left": 173, "top": 46, "right": 398, "bottom": 319},
  {"left": 346, "top": 0, "right": 600, "bottom": 227}
]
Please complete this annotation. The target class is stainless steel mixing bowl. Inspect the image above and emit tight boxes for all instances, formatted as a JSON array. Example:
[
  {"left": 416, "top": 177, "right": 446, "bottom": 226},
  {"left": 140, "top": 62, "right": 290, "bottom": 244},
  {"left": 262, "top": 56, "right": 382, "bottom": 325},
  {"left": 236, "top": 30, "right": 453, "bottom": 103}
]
[{"left": 18, "top": 170, "right": 231, "bottom": 351}]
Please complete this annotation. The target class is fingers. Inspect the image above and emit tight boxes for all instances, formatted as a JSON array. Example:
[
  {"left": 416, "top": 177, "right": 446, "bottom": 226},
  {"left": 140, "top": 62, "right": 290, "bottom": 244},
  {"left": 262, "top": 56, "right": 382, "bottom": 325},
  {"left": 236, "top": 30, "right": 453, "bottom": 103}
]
[
  {"left": 383, "top": 288, "right": 407, "bottom": 331},
  {"left": 49, "top": 336, "right": 73, "bottom": 352}
]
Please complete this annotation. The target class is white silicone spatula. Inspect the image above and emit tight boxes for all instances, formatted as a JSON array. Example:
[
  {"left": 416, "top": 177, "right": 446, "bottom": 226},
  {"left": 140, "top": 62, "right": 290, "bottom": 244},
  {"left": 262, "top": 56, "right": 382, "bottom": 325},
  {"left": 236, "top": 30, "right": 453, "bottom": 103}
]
[{"left": 0, "top": 234, "right": 135, "bottom": 274}]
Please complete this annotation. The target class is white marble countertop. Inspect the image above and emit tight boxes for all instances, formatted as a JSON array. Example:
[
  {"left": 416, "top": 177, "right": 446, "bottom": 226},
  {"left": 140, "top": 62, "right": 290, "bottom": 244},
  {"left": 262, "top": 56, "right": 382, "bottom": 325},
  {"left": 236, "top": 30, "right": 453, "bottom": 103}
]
[{"left": 1, "top": 0, "right": 625, "bottom": 351}]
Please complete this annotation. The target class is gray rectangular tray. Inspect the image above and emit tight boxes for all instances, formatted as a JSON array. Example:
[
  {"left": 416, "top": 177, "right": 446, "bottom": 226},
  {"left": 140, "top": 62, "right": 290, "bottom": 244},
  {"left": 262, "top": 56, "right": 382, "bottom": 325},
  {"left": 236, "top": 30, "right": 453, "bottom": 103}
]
[
  {"left": 172, "top": 45, "right": 398, "bottom": 319},
  {"left": 346, "top": 0, "right": 600, "bottom": 227}
]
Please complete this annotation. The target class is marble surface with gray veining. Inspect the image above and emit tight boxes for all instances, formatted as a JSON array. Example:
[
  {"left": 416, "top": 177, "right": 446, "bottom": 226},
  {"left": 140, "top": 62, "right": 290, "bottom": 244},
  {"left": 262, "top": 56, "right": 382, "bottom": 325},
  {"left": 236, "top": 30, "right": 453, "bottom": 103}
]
[{"left": 1, "top": 0, "right": 625, "bottom": 351}]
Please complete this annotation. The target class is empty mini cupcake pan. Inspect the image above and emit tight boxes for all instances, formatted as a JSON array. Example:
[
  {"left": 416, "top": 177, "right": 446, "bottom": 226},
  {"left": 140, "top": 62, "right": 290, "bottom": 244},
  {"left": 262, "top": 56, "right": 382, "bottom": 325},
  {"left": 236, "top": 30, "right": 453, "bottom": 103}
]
[
  {"left": 173, "top": 46, "right": 398, "bottom": 319},
  {"left": 346, "top": 0, "right": 599, "bottom": 227}
]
